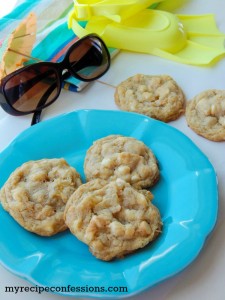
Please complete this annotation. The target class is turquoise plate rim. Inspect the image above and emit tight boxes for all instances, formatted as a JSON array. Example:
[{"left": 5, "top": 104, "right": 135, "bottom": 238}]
[{"left": 0, "top": 109, "right": 218, "bottom": 298}]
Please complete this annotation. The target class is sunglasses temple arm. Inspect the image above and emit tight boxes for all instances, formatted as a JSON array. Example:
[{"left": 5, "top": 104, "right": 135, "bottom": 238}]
[
  {"left": 31, "top": 70, "right": 72, "bottom": 126},
  {"left": 31, "top": 110, "right": 41, "bottom": 125},
  {"left": 31, "top": 83, "right": 57, "bottom": 126}
]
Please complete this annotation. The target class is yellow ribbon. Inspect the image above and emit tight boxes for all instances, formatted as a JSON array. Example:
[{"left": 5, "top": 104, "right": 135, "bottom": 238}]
[{"left": 71, "top": 0, "right": 165, "bottom": 22}]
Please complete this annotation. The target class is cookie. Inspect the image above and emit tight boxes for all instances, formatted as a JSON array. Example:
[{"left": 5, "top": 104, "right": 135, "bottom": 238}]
[
  {"left": 185, "top": 89, "right": 225, "bottom": 141},
  {"left": 84, "top": 135, "right": 159, "bottom": 189},
  {"left": 64, "top": 179, "right": 162, "bottom": 261},
  {"left": 0, "top": 158, "right": 82, "bottom": 236},
  {"left": 114, "top": 74, "right": 185, "bottom": 122}
]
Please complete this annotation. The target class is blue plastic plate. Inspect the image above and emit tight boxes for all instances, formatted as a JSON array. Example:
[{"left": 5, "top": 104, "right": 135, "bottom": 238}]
[{"left": 0, "top": 110, "right": 218, "bottom": 298}]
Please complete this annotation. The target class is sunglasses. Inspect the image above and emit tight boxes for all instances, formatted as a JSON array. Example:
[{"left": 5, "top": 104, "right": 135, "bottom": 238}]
[{"left": 0, "top": 34, "right": 110, "bottom": 123}]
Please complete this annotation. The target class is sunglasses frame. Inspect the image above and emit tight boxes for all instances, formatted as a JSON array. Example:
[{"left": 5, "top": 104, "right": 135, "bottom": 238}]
[{"left": 0, "top": 33, "right": 110, "bottom": 116}]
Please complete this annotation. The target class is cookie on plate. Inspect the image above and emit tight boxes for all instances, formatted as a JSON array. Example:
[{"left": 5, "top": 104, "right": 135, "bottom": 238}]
[
  {"left": 185, "top": 89, "right": 225, "bottom": 141},
  {"left": 0, "top": 158, "right": 82, "bottom": 236},
  {"left": 64, "top": 178, "right": 162, "bottom": 261},
  {"left": 114, "top": 74, "right": 185, "bottom": 122},
  {"left": 84, "top": 135, "right": 159, "bottom": 189}
]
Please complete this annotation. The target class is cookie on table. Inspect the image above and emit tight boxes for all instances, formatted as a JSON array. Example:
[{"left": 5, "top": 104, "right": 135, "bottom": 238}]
[
  {"left": 0, "top": 158, "right": 82, "bottom": 236},
  {"left": 114, "top": 74, "right": 185, "bottom": 122},
  {"left": 185, "top": 89, "right": 225, "bottom": 141},
  {"left": 64, "top": 179, "right": 162, "bottom": 261},
  {"left": 84, "top": 135, "right": 159, "bottom": 189}
]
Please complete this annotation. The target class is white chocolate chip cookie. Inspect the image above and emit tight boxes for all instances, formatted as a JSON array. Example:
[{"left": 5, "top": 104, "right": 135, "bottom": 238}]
[
  {"left": 0, "top": 158, "right": 82, "bottom": 236},
  {"left": 64, "top": 179, "right": 162, "bottom": 261},
  {"left": 186, "top": 89, "right": 225, "bottom": 141},
  {"left": 114, "top": 74, "right": 185, "bottom": 122},
  {"left": 84, "top": 135, "right": 159, "bottom": 189}
]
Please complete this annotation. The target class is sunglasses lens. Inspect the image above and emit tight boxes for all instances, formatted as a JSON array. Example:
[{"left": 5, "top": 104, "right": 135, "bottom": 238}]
[
  {"left": 4, "top": 64, "right": 60, "bottom": 113},
  {"left": 68, "top": 36, "right": 110, "bottom": 80}
]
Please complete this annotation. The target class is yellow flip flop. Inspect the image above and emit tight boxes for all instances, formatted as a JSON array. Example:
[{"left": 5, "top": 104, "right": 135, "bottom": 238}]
[
  {"left": 157, "top": 14, "right": 225, "bottom": 65},
  {"left": 68, "top": 1, "right": 225, "bottom": 66}
]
